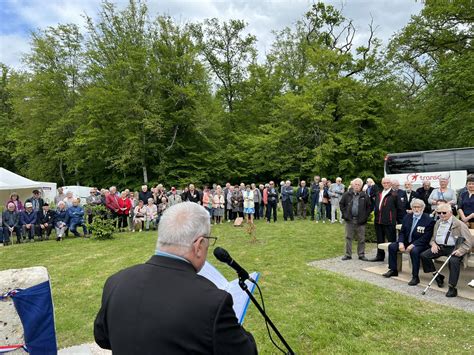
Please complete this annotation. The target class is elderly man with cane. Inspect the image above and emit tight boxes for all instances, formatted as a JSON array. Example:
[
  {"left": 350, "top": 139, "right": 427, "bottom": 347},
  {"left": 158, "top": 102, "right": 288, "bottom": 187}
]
[{"left": 420, "top": 203, "right": 473, "bottom": 297}]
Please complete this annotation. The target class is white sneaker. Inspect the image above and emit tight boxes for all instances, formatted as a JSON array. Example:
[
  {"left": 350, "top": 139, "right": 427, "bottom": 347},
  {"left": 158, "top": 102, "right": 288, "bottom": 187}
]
[
  {"left": 322, "top": 221, "right": 326, "bottom": 224},
  {"left": 132, "top": 230, "right": 135, "bottom": 233},
  {"left": 468, "top": 279, "right": 474, "bottom": 288},
  {"left": 316, "top": 221, "right": 319, "bottom": 224}
]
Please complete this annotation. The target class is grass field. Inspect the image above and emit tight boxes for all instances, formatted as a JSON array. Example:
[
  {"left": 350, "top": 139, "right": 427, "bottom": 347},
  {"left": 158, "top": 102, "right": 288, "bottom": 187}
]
[{"left": 1, "top": 219, "right": 473, "bottom": 354}]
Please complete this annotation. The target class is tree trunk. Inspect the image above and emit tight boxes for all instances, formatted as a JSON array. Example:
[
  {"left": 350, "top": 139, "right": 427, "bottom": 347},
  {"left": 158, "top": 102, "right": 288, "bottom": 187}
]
[
  {"left": 59, "top": 158, "right": 66, "bottom": 186},
  {"left": 142, "top": 165, "right": 148, "bottom": 184}
]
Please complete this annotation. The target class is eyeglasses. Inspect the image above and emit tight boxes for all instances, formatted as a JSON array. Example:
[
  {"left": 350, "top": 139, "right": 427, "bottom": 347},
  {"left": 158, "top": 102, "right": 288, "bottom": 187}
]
[
  {"left": 203, "top": 236, "right": 218, "bottom": 246},
  {"left": 436, "top": 211, "right": 448, "bottom": 215}
]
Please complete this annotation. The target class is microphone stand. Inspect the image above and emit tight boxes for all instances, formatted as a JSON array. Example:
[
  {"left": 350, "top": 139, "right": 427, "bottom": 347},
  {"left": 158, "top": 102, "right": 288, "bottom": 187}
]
[{"left": 238, "top": 276, "right": 295, "bottom": 355}]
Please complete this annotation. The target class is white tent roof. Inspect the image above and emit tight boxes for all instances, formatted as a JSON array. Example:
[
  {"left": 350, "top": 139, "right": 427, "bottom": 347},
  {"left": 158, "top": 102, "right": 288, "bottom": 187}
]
[{"left": 0, "top": 167, "right": 44, "bottom": 190}]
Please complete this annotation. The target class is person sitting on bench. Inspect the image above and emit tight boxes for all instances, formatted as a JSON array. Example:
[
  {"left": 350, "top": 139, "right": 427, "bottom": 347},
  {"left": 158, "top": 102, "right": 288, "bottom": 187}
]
[
  {"left": 420, "top": 203, "right": 473, "bottom": 297},
  {"left": 383, "top": 199, "right": 435, "bottom": 285}
]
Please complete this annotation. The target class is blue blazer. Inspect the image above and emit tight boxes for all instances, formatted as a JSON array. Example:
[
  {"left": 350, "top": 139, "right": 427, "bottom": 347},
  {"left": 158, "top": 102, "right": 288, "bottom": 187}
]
[{"left": 397, "top": 213, "right": 434, "bottom": 247}]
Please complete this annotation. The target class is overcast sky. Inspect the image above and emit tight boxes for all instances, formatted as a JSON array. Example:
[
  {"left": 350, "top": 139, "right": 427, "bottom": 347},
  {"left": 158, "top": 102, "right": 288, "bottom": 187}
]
[{"left": 0, "top": 0, "right": 424, "bottom": 70}]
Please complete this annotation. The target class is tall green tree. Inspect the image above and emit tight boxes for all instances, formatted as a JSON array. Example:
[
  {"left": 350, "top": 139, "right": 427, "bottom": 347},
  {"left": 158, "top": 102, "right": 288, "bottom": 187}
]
[
  {"left": 9, "top": 24, "right": 84, "bottom": 184},
  {"left": 0, "top": 64, "right": 17, "bottom": 170},
  {"left": 389, "top": 0, "right": 474, "bottom": 148},
  {"left": 190, "top": 18, "right": 256, "bottom": 116}
]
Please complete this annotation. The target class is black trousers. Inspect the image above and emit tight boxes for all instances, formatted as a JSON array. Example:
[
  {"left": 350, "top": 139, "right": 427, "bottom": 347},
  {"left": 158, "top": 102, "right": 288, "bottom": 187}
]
[
  {"left": 310, "top": 196, "right": 317, "bottom": 220},
  {"left": 3, "top": 226, "right": 22, "bottom": 243},
  {"left": 36, "top": 224, "right": 54, "bottom": 238},
  {"left": 118, "top": 214, "right": 128, "bottom": 229},
  {"left": 388, "top": 243, "right": 429, "bottom": 277},
  {"left": 374, "top": 223, "right": 397, "bottom": 259},
  {"left": 282, "top": 200, "right": 294, "bottom": 220},
  {"left": 421, "top": 245, "right": 463, "bottom": 287},
  {"left": 254, "top": 202, "right": 260, "bottom": 219},
  {"left": 267, "top": 201, "right": 277, "bottom": 222}
]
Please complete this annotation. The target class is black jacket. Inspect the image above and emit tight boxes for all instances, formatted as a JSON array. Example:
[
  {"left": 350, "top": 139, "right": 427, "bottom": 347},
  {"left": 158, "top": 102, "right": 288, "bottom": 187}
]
[
  {"left": 374, "top": 189, "right": 404, "bottom": 225},
  {"left": 94, "top": 255, "right": 257, "bottom": 355},
  {"left": 296, "top": 186, "right": 309, "bottom": 203},
  {"left": 36, "top": 209, "right": 56, "bottom": 225},
  {"left": 415, "top": 186, "right": 434, "bottom": 214},
  {"left": 339, "top": 190, "right": 371, "bottom": 225},
  {"left": 184, "top": 190, "right": 201, "bottom": 204},
  {"left": 138, "top": 190, "right": 153, "bottom": 204}
]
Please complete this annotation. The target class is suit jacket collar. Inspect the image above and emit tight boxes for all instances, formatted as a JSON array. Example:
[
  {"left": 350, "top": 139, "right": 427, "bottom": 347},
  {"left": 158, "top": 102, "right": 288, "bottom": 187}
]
[{"left": 146, "top": 254, "right": 197, "bottom": 273}]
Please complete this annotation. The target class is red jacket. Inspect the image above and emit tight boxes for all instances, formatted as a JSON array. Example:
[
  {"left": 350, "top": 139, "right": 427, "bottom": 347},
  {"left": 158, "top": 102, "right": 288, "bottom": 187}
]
[
  {"left": 118, "top": 198, "right": 132, "bottom": 215},
  {"left": 106, "top": 194, "right": 120, "bottom": 212}
]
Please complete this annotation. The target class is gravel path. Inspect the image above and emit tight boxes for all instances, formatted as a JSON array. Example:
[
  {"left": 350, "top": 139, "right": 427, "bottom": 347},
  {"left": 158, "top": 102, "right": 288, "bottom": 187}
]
[{"left": 308, "top": 251, "right": 474, "bottom": 313}]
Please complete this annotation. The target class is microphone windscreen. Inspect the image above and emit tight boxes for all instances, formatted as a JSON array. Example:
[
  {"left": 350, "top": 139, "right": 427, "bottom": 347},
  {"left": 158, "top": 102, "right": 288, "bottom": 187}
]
[{"left": 213, "top": 247, "right": 231, "bottom": 263}]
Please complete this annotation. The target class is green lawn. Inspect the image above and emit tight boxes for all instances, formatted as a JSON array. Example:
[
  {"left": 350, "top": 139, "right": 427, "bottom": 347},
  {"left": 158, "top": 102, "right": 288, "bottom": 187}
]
[{"left": 1, "top": 220, "right": 473, "bottom": 354}]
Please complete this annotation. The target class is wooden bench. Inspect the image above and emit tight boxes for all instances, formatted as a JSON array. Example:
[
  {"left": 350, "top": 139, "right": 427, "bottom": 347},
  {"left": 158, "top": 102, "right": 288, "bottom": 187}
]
[{"left": 378, "top": 228, "right": 474, "bottom": 271}]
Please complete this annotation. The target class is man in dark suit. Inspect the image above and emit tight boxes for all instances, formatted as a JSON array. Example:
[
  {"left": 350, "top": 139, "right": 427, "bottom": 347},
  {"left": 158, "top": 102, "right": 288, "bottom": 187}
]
[
  {"left": 296, "top": 180, "right": 309, "bottom": 219},
  {"left": 36, "top": 203, "right": 56, "bottom": 240},
  {"left": 391, "top": 180, "right": 407, "bottom": 223},
  {"left": 416, "top": 181, "right": 434, "bottom": 214},
  {"left": 370, "top": 177, "right": 404, "bottom": 261},
  {"left": 403, "top": 181, "right": 417, "bottom": 214},
  {"left": 383, "top": 199, "right": 435, "bottom": 285},
  {"left": 94, "top": 202, "right": 257, "bottom": 354},
  {"left": 310, "top": 175, "right": 320, "bottom": 220}
]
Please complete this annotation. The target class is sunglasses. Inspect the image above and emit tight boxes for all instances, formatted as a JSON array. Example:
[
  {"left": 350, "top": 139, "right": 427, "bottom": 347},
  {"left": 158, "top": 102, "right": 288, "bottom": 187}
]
[{"left": 436, "top": 211, "right": 448, "bottom": 215}]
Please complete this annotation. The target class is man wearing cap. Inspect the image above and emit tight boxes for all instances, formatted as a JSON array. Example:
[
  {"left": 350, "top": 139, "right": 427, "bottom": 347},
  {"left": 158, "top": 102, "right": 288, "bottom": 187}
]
[
  {"left": 420, "top": 203, "right": 473, "bottom": 297},
  {"left": 168, "top": 187, "right": 182, "bottom": 207},
  {"left": 25, "top": 189, "right": 44, "bottom": 213},
  {"left": 20, "top": 202, "right": 37, "bottom": 242},
  {"left": 36, "top": 203, "right": 56, "bottom": 241},
  {"left": 2, "top": 202, "right": 21, "bottom": 245}
]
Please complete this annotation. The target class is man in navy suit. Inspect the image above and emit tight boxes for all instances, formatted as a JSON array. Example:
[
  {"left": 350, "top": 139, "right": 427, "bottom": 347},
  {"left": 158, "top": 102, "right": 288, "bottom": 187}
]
[
  {"left": 296, "top": 180, "right": 309, "bottom": 219},
  {"left": 383, "top": 198, "right": 435, "bottom": 285}
]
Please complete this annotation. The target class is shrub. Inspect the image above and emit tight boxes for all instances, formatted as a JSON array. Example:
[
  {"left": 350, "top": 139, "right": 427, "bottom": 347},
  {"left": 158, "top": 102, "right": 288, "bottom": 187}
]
[{"left": 87, "top": 205, "right": 116, "bottom": 240}]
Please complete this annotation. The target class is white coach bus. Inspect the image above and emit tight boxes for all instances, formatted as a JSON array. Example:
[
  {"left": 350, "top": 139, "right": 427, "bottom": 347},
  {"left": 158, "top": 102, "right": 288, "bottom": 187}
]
[{"left": 384, "top": 147, "right": 474, "bottom": 191}]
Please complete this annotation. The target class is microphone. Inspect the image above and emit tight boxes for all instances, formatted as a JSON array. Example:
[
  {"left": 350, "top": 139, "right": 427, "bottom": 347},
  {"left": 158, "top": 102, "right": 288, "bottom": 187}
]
[{"left": 213, "top": 247, "right": 255, "bottom": 282}]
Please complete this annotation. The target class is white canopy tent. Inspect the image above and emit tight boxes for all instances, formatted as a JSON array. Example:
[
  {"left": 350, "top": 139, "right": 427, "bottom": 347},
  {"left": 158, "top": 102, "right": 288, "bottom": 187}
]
[{"left": 0, "top": 168, "right": 57, "bottom": 206}]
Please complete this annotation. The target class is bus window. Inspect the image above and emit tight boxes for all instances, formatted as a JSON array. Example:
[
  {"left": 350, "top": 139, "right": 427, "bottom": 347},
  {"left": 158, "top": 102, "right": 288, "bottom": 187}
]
[
  {"left": 385, "top": 153, "right": 424, "bottom": 174},
  {"left": 423, "top": 151, "right": 453, "bottom": 173},
  {"left": 455, "top": 150, "right": 474, "bottom": 173}
]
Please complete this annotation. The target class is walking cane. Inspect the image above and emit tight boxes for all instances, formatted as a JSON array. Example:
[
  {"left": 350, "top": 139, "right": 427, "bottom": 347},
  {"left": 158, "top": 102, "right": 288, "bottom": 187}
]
[
  {"left": 421, "top": 237, "right": 465, "bottom": 295},
  {"left": 421, "top": 254, "right": 452, "bottom": 295}
]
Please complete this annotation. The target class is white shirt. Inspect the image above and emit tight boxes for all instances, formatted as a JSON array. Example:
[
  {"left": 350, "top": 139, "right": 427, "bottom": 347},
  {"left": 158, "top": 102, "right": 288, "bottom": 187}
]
[
  {"left": 435, "top": 216, "right": 455, "bottom": 246},
  {"left": 379, "top": 189, "right": 391, "bottom": 211}
]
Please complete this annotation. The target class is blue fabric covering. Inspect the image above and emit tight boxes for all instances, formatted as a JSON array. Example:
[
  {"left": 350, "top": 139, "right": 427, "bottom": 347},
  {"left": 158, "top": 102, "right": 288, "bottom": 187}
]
[{"left": 11, "top": 281, "right": 57, "bottom": 354}]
